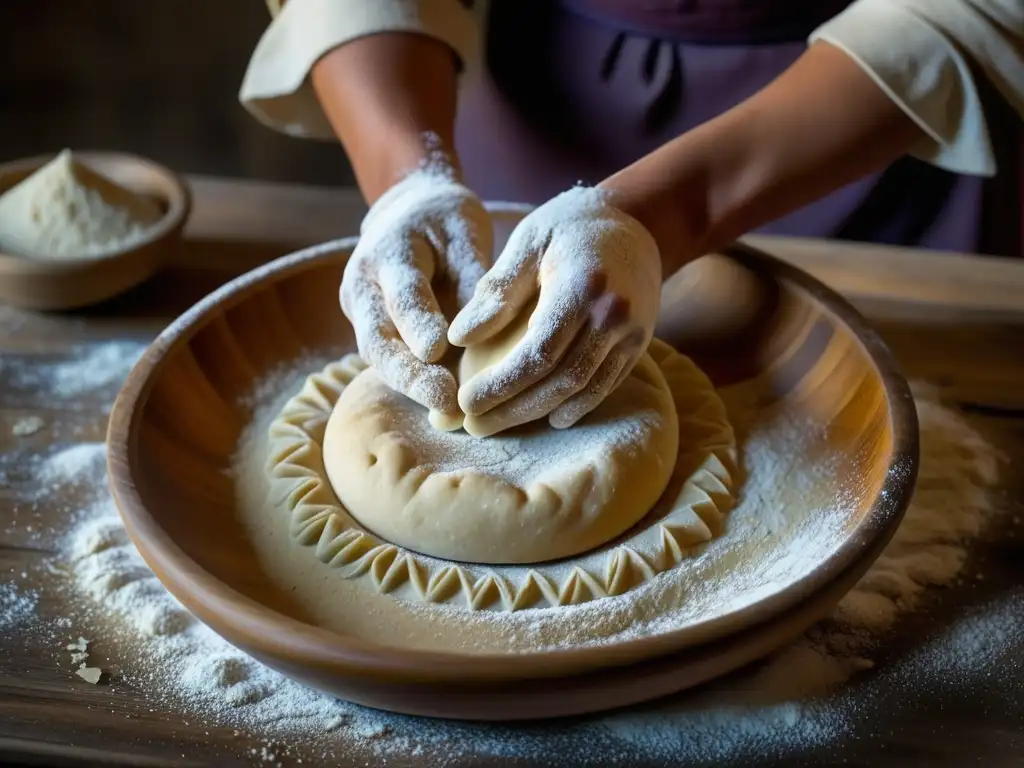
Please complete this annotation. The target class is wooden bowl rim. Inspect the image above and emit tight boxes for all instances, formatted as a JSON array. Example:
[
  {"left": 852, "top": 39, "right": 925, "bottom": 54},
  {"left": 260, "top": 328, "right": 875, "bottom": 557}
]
[
  {"left": 0, "top": 150, "right": 191, "bottom": 271},
  {"left": 107, "top": 219, "right": 919, "bottom": 685}
]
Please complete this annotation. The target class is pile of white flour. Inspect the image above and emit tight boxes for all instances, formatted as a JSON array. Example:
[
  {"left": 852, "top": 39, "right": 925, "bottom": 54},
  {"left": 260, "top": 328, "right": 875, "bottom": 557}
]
[
  {"left": 2, "top": 339, "right": 1019, "bottom": 765},
  {"left": 0, "top": 149, "right": 161, "bottom": 259}
]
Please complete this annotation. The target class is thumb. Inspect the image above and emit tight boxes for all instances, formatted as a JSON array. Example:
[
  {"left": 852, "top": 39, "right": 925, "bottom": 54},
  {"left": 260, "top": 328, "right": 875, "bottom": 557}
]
[{"left": 447, "top": 222, "right": 540, "bottom": 347}]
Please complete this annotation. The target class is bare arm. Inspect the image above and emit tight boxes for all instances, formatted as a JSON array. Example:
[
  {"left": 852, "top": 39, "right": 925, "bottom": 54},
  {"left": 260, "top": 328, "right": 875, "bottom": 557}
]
[
  {"left": 311, "top": 32, "right": 462, "bottom": 203},
  {"left": 304, "top": 31, "right": 490, "bottom": 416},
  {"left": 602, "top": 42, "right": 927, "bottom": 275}
]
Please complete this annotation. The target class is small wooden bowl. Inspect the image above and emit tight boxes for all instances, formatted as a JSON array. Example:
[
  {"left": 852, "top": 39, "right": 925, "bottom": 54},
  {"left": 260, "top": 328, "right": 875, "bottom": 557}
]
[
  {"left": 0, "top": 151, "right": 191, "bottom": 310},
  {"left": 107, "top": 206, "right": 919, "bottom": 719}
]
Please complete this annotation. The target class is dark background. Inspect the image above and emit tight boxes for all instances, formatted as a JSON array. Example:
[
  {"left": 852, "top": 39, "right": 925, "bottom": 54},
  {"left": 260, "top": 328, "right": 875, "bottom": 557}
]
[
  {"left": 0, "top": 1, "right": 357, "bottom": 186},
  {"left": 2, "top": 2, "right": 1019, "bottom": 257}
]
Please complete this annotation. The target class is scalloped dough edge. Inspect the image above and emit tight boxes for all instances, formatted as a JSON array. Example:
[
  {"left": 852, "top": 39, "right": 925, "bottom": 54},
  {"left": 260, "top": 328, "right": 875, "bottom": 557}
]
[{"left": 266, "top": 339, "right": 738, "bottom": 612}]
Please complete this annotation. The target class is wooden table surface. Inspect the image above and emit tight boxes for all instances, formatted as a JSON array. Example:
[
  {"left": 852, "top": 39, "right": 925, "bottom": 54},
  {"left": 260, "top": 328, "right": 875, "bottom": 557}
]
[{"left": 1, "top": 176, "right": 1023, "bottom": 767}]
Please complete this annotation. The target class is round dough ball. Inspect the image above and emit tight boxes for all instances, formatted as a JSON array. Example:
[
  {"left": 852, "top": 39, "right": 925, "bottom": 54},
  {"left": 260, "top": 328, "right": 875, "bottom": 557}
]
[{"left": 321, "top": 353, "right": 679, "bottom": 565}]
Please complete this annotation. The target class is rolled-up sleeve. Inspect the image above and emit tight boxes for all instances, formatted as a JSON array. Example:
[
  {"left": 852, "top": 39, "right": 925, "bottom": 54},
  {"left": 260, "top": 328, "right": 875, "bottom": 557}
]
[
  {"left": 240, "top": 0, "right": 480, "bottom": 140},
  {"left": 811, "top": 0, "right": 1024, "bottom": 177}
]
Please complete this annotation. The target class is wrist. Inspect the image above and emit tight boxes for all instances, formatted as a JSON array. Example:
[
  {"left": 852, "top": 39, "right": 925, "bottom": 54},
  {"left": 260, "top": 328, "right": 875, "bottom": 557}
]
[
  {"left": 600, "top": 42, "right": 924, "bottom": 276},
  {"left": 598, "top": 160, "right": 712, "bottom": 279},
  {"left": 311, "top": 32, "right": 463, "bottom": 204},
  {"left": 360, "top": 129, "right": 464, "bottom": 202}
]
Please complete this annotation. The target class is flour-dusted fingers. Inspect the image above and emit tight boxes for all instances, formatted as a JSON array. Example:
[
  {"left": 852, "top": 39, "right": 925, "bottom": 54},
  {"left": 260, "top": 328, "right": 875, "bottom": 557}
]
[
  {"left": 339, "top": 248, "right": 373, "bottom": 322},
  {"left": 457, "top": 274, "right": 593, "bottom": 417},
  {"left": 449, "top": 185, "right": 662, "bottom": 433},
  {"left": 348, "top": 275, "right": 458, "bottom": 413},
  {"left": 448, "top": 218, "right": 542, "bottom": 348},
  {"left": 341, "top": 166, "right": 493, "bottom": 377},
  {"left": 360, "top": 327, "right": 459, "bottom": 414},
  {"left": 376, "top": 338, "right": 459, "bottom": 414},
  {"left": 549, "top": 342, "right": 637, "bottom": 429},
  {"left": 463, "top": 324, "right": 624, "bottom": 437},
  {"left": 441, "top": 197, "right": 494, "bottom": 311},
  {"left": 377, "top": 238, "right": 448, "bottom": 363},
  {"left": 461, "top": 396, "right": 539, "bottom": 438},
  {"left": 341, "top": 262, "right": 395, "bottom": 366}
]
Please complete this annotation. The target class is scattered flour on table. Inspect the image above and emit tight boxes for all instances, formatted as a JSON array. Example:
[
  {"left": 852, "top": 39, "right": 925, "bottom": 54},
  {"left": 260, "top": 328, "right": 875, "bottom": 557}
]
[
  {"left": 35, "top": 443, "right": 108, "bottom": 489},
  {"left": 0, "top": 582, "right": 39, "bottom": 631},
  {"left": 0, "top": 442, "right": 108, "bottom": 509},
  {"left": 4, "top": 340, "right": 147, "bottom": 399},
  {"left": 906, "top": 591, "right": 1024, "bottom": 680},
  {"left": 1, "top": 374, "right": 1013, "bottom": 764},
  {"left": 11, "top": 415, "right": 44, "bottom": 436}
]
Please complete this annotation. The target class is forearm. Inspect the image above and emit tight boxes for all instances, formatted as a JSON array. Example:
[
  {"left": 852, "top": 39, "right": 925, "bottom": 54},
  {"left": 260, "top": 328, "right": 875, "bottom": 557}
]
[
  {"left": 311, "top": 32, "right": 461, "bottom": 204},
  {"left": 601, "top": 42, "right": 925, "bottom": 275}
]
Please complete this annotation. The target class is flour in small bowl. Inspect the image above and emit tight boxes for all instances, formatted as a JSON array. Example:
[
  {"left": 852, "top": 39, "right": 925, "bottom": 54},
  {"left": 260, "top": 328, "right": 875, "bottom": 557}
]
[{"left": 0, "top": 149, "right": 161, "bottom": 259}]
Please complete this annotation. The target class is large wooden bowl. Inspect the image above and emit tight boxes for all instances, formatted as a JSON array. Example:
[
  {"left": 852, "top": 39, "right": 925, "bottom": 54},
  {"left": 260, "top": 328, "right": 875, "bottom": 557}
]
[{"left": 107, "top": 205, "right": 918, "bottom": 719}]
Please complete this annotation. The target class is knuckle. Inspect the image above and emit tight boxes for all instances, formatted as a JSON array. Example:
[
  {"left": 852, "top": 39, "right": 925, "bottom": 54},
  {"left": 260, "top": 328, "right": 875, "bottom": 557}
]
[
  {"left": 481, "top": 268, "right": 517, "bottom": 298},
  {"left": 354, "top": 335, "right": 379, "bottom": 367},
  {"left": 344, "top": 260, "right": 378, "bottom": 300},
  {"left": 590, "top": 363, "right": 620, "bottom": 393},
  {"left": 521, "top": 338, "right": 560, "bottom": 376},
  {"left": 348, "top": 242, "right": 376, "bottom": 271},
  {"left": 550, "top": 399, "right": 590, "bottom": 429},
  {"left": 354, "top": 317, "right": 397, "bottom": 361},
  {"left": 558, "top": 353, "right": 596, "bottom": 392},
  {"left": 354, "top": 323, "right": 381, "bottom": 353},
  {"left": 550, "top": 372, "right": 587, "bottom": 401}
]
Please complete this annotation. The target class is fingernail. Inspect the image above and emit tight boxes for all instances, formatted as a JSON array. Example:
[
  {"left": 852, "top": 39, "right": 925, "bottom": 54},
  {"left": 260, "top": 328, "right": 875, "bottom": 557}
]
[
  {"left": 549, "top": 410, "right": 578, "bottom": 430},
  {"left": 457, "top": 384, "right": 483, "bottom": 416},
  {"left": 419, "top": 335, "right": 448, "bottom": 364},
  {"left": 448, "top": 313, "right": 476, "bottom": 345},
  {"left": 450, "top": 301, "right": 494, "bottom": 343}
]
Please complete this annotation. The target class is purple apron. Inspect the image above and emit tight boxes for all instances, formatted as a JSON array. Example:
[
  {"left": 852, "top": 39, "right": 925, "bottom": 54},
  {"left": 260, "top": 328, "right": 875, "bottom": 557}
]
[{"left": 454, "top": 0, "right": 1021, "bottom": 256}]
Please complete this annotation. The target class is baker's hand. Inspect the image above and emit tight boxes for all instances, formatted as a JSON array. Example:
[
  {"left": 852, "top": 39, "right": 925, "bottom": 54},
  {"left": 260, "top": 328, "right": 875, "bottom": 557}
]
[
  {"left": 448, "top": 186, "right": 661, "bottom": 434},
  {"left": 341, "top": 170, "right": 492, "bottom": 415}
]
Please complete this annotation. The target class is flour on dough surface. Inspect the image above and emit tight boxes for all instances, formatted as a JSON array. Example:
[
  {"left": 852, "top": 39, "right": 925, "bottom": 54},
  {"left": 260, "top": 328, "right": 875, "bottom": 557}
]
[{"left": 264, "top": 340, "right": 737, "bottom": 611}]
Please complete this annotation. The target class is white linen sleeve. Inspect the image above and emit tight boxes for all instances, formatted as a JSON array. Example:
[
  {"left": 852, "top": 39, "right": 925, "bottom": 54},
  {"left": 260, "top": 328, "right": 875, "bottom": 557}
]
[
  {"left": 811, "top": 0, "right": 1024, "bottom": 177},
  {"left": 240, "top": 0, "right": 480, "bottom": 140}
]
